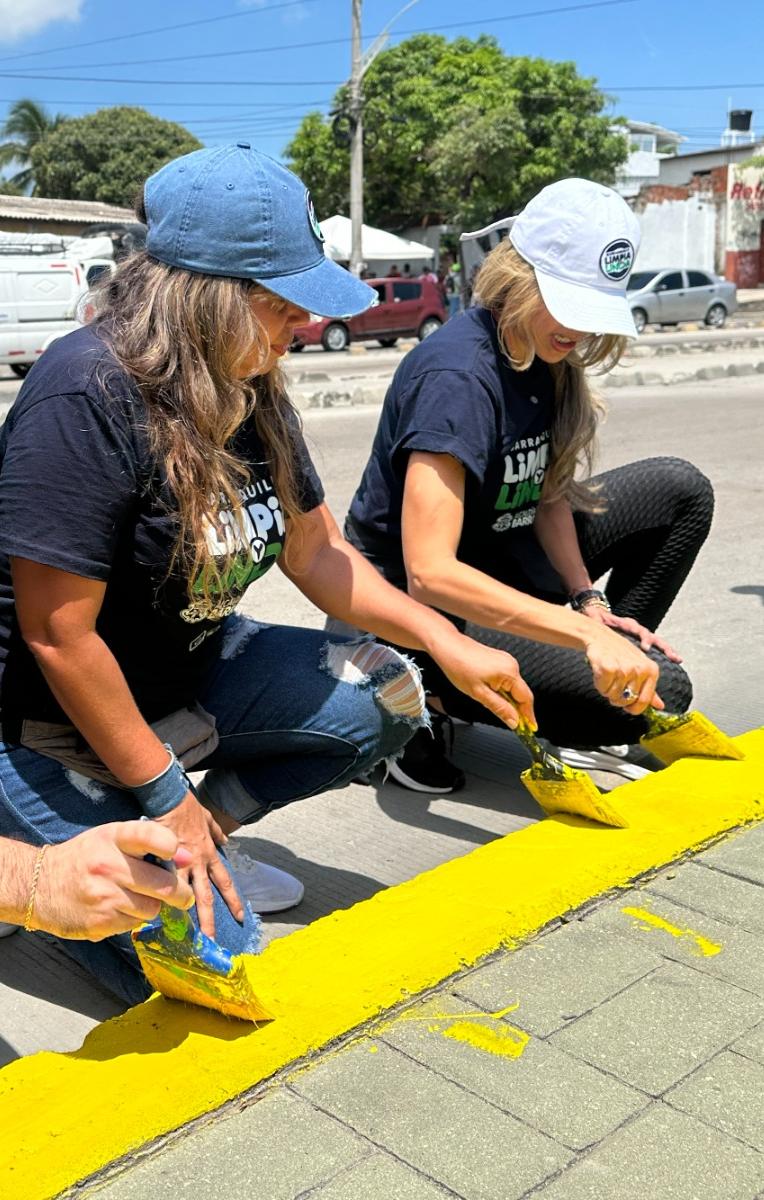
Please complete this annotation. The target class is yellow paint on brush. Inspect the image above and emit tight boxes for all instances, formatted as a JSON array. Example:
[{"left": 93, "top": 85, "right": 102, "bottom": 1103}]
[
  {"left": 1, "top": 728, "right": 763, "bottom": 1200},
  {"left": 621, "top": 905, "right": 722, "bottom": 957}
]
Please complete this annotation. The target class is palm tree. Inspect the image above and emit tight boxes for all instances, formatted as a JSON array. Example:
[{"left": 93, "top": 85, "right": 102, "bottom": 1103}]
[{"left": 0, "top": 99, "right": 64, "bottom": 193}]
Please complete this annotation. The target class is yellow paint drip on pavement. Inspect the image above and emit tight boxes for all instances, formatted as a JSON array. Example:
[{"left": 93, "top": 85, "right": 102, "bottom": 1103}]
[
  {"left": 409, "top": 1002, "right": 530, "bottom": 1059},
  {"left": 1, "top": 729, "right": 762, "bottom": 1200},
  {"left": 621, "top": 905, "right": 723, "bottom": 956},
  {"left": 441, "top": 1019, "right": 530, "bottom": 1059}
]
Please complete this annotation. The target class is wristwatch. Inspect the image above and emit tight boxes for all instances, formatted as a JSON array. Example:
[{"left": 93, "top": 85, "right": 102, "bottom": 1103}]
[{"left": 569, "top": 588, "right": 611, "bottom": 612}]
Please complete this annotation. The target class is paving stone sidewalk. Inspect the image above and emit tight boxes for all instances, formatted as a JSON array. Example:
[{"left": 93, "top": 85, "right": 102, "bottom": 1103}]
[{"left": 88, "top": 820, "right": 764, "bottom": 1200}]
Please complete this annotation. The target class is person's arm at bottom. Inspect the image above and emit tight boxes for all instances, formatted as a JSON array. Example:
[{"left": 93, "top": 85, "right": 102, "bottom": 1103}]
[
  {"left": 0, "top": 823, "right": 193, "bottom": 940},
  {"left": 10, "top": 558, "right": 242, "bottom": 940}
]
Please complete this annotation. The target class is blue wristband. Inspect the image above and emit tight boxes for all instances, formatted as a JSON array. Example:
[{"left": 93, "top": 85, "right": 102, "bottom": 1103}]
[{"left": 132, "top": 744, "right": 191, "bottom": 818}]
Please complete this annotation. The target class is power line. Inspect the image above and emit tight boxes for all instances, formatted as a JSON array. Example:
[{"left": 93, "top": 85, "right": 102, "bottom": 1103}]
[
  {"left": 0, "top": 97, "right": 330, "bottom": 109},
  {"left": 0, "top": 0, "right": 322, "bottom": 66},
  {"left": 0, "top": 0, "right": 641, "bottom": 76},
  {"left": 0, "top": 73, "right": 343, "bottom": 87},
  {"left": 604, "top": 83, "right": 764, "bottom": 92},
  {"left": 7, "top": 0, "right": 642, "bottom": 72},
  {"left": 173, "top": 108, "right": 322, "bottom": 127}
]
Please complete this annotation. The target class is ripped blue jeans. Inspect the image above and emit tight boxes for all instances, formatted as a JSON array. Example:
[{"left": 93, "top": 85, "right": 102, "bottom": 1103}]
[{"left": 0, "top": 618, "right": 425, "bottom": 1006}]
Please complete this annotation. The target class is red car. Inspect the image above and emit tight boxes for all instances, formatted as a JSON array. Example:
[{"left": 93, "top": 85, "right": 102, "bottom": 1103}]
[{"left": 291, "top": 276, "right": 446, "bottom": 351}]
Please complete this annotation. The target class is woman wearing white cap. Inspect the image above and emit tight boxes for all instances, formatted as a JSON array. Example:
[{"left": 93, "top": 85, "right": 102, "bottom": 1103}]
[
  {"left": 343, "top": 178, "right": 713, "bottom": 794},
  {"left": 0, "top": 144, "right": 535, "bottom": 999}
]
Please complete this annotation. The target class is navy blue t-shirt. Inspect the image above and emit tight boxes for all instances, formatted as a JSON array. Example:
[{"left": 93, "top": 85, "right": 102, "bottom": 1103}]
[
  {"left": 0, "top": 324, "right": 324, "bottom": 726},
  {"left": 348, "top": 306, "right": 558, "bottom": 590}
]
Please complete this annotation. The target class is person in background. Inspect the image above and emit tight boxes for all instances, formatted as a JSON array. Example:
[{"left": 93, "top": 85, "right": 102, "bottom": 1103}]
[
  {"left": 389, "top": 263, "right": 402, "bottom": 277},
  {"left": 340, "top": 178, "right": 712, "bottom": 795},
  {"left": 0, "top": 144, "right": 534, "bottom": 1001},
  {"left": 444, "top": 262, "right": 462, "bottom": 318}
]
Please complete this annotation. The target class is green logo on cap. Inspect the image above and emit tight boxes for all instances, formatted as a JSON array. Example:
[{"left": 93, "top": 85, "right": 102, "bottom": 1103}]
[
  {"left": 600, "top": 239, "right": 634, "bottom": 282},
  {"left": 306, "top": 191, "right": 324, "bottom": 243}
]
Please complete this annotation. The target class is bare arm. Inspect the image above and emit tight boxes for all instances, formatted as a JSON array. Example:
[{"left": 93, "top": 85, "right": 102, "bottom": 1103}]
[
  {"left": 401, "top": 453, "right": 662, "bottom": 714},
  {"left": 278, "top": 503, "right": 536, "bottom": 729},
  {"left": 10, "top": 559, "right": 242, "bottom": 937},
  {"left": 533, "top": 495, "right": 592, "bottom": 595},
  {"left": 13, "top": 560, "right": 172, "bottom": 785}
]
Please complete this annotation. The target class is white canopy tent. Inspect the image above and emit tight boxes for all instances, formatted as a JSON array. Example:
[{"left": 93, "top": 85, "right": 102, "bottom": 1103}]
[{"left": 319, "top": 214, "right": 433, "bottom": 271}]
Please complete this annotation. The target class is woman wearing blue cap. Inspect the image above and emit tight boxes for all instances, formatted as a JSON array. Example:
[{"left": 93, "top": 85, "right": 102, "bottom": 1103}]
[
  {"left": 342, "top": 178, "right": 713, "bottom": 794},
  {"left": 0, "top": 144, "right": 535, "bottom": 1000}
]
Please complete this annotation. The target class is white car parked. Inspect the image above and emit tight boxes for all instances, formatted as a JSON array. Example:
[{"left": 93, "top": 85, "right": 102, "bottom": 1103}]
[{"left": 627, "top": 268, "right": 737, "bottom": 333}]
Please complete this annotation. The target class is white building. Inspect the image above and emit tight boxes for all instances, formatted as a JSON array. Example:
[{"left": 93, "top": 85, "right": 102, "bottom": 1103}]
[{"left": 611, "top": 119, "right": 684, "bottom": 198}]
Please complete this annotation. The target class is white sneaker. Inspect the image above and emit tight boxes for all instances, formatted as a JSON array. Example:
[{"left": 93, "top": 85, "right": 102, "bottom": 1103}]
[
  {"left": 225, "top": 847, "right": 304, "bottom": 914},
  {"left": 0, "top": 922, "right": 19, "bottom": 938},
  {"left": 555, "top": 744, "right": 652, "bottom": 783}
]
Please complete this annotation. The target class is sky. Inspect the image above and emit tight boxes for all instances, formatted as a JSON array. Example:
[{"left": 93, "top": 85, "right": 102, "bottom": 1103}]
[{"left": 0, "top": 0, "right": 762, "bottom": 165}]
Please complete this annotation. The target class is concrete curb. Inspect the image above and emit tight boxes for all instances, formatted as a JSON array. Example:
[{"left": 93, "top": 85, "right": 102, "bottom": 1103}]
[
  {"left": 0, "top": 730, "right": 762, "bottom": 1200},
  {"left": 602, "top": 358, "right": 764, "bottom": 389},
  {"left": 287, "top": 355, "right": 764, "bottom": 408}
]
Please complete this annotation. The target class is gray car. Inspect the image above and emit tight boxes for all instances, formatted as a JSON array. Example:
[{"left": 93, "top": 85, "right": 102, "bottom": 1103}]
[{"left": 627, "top": 268, "right": 737, "bottom": 333}]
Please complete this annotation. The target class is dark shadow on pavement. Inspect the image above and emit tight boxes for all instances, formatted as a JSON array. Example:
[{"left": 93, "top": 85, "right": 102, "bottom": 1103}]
[
  {"left": 0, "top": 932, "right": 124, "bottom": 1029},
  {"left": 0, "top": 1035, "right": 19, "bottom": 1069},
  {"left": 730, "top": 584, "right": 764, "bottom": 606},
  {"left": 228, "top": 837, "right": 386, "bottom": 928},
  {"left": 373, "top": 722, "right": 541, "bottom": 841},
  {"left": 373, "top": 783, "right": 503, "bottom": 845}
]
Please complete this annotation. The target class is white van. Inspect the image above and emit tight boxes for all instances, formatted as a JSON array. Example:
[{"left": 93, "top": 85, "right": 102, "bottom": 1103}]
[{"left": 0, "top": 239, "right": 114, "bottom": 377}]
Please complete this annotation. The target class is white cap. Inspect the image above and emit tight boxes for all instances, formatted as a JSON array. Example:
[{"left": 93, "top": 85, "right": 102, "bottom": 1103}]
[{"left": 461, "top": 178, "right": 641, "bottom": 338}]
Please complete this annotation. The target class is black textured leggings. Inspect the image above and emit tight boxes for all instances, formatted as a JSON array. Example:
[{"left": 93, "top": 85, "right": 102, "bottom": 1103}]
[{"left": 406, "top": 457, "right": 715, "bottom": 748}]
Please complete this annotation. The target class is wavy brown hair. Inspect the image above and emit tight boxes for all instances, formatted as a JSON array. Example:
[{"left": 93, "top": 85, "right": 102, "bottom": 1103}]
[
  {"left": 474, "top": 240, "right": 628, "bottom": 511},
  {"left": 93, "top": 248, "right": 304, "bottom": 608}
]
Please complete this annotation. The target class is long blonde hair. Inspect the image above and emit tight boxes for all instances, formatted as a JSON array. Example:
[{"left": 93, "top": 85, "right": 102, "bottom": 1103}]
[
  {"left": 94, "top": 250, "right": 304, "bottom": 607},
  {"left": 474, "top": 240, "right": 627, "bottom": 510}
]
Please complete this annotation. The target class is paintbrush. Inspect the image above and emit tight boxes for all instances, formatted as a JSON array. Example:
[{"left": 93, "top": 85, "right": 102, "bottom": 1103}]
[
  {"left": 515, "top": 722, "right": 629, "bottom": 828},
  {"left": 132, "top": 853, "right": 272, "bottom": 1022},
  {"left": 640, "top": 706, "right": 744, "bottom": 767}
]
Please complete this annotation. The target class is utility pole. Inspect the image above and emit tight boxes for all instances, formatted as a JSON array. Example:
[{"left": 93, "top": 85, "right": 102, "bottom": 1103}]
[
  {"left": 347, "top": 1, "right": 419, "bottom": 276},
  {"left": 349, "top": 0, "right": 364, "bottom": 277}
]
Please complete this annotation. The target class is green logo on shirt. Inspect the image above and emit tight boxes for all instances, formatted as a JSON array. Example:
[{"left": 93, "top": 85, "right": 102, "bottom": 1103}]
[
  {"left": 492, "top": 433, "right": 550, "bottom": 532},
  {"left": 181, "top": 478, "right": 285, "bottom": 623}
]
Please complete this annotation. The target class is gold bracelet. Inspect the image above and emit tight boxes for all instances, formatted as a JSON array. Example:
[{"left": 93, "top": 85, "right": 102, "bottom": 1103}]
[
  {"left": 23, "top": 844, "right": 48, "bottom": 933},
  {"left": 580, "top": 597, "right": 610, "bottom": 611}
]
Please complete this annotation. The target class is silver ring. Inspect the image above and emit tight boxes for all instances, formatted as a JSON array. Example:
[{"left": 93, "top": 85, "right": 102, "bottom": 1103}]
[{"left": 622, "top": 687, "right": 637, "bottom": 701}]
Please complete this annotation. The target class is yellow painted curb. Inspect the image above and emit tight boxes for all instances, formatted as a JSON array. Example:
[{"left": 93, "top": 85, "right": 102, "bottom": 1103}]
[{"left": 1, "top": 729, "right": 763, "bottom": 1199}]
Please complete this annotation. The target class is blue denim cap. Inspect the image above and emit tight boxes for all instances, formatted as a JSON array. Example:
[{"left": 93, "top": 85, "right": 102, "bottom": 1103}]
[{"left": 144, "top": 143, "right": 375, "bottom": 319}]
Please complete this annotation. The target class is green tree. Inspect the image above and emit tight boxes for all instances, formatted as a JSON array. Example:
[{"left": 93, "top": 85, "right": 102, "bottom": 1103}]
[
  {"left": 0, "top": 98, "right": 64, "bottom": 193},
  {"left": 286, "top": 35, "right": 627, "bottom": 229},
  {"left": 30, "top": 106, "right": 201, "bottom": 205}
]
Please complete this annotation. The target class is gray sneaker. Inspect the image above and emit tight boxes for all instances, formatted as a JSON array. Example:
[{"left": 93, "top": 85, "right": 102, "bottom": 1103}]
[
  {"left": 0, "top": 922, "right": 19, "bottom": 938},
  {"left": 225, "top": 846, "right": 305, "bottom": 914}
]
